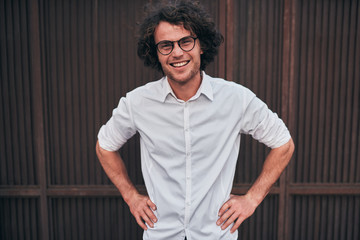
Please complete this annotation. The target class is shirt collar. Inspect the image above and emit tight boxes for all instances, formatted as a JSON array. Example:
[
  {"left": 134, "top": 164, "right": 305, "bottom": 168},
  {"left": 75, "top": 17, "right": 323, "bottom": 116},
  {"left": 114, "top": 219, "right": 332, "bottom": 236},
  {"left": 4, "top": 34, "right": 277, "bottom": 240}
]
[{"left": 160, "top": 71, "right": 214, "bottom": 102}]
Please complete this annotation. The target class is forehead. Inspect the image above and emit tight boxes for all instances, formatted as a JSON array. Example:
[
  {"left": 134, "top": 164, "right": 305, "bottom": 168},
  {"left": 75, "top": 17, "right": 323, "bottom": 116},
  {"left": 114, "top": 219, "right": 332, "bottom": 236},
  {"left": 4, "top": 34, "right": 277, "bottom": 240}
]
[{"left": 154, "top": 21, "right": 192, "bottom": 43}]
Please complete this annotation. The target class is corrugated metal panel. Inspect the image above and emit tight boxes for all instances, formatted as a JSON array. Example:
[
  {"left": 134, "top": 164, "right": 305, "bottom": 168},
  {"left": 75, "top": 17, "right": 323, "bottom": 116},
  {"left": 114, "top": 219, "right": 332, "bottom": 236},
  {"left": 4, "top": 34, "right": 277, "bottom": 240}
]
[
  {"left": 232, "top": 0, "right": 284, "bottom": 109},
  {"left": 49, "top": 197, "right": 142, "bottom": 240},
  {"left": 232, "top": 0, "right": 284, "bottom": 184},
  {"left": 292, "top": 0, "right": 360, "bottom": 183},
  {"left": 41, "top": 0, "right": 158, "bottom": 185},
  {"left": 0, "top": 198, "right": 40, "bottom": 240},
  {"left": 0, "top": 0, "right": 38, "bottom": 185},
  {"left": 290, "top": 195, "right": 360, "bottom": 240}
]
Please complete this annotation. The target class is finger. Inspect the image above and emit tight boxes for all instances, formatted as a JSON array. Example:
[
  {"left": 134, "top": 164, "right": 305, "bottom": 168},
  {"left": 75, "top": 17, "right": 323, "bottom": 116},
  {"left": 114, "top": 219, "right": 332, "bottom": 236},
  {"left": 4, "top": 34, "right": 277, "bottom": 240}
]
[
  {"left": 135, "top": 215, "right": 148, "bottom": 230},
  {"left": 230, "top": 217, "right": 245, "bottom": 234},
  {"left": 218, "top": 201, "right": 231, "bottom": 216},
  {"left": 141, "top": 211, "right": 154, "bottom": 228},
  {"left": 221, "top": 211, "right": 239, "bottom": 230},
  {"left": 147, "top": 199, "right": 157, "bottom": 211},
  {"left": 144, "top": 206, "right": 157, "bottom": 223},
  {"left": 216, "top": 208, "right": 234, "bottom": 226}
]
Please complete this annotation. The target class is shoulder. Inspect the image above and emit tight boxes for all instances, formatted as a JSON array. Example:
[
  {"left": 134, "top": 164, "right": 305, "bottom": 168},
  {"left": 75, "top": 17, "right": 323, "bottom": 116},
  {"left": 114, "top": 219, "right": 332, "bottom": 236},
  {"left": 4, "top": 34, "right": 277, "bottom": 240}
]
[
  {"left": 126, "top": 77, "right": 166, "bottom": 103},
  {"left": 129, "top": 77, "right": 164, "bottom": 95},
  {"left": 204, "top": 73, "right": 255, "bottom": 101}
]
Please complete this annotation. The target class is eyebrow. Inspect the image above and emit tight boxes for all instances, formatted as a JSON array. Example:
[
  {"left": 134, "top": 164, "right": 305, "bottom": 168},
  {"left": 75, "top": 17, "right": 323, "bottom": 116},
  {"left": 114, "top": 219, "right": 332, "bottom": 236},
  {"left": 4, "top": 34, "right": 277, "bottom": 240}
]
[{"left": 156, "top": 35, "right": 195, "bottom": 44}]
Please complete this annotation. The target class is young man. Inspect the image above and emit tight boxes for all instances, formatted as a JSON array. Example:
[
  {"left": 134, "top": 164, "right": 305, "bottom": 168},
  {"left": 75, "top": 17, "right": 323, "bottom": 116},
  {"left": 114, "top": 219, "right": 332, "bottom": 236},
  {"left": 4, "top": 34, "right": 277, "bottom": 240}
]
[{"left": 96, "top": 1, "right": 294, "bottom": 239}]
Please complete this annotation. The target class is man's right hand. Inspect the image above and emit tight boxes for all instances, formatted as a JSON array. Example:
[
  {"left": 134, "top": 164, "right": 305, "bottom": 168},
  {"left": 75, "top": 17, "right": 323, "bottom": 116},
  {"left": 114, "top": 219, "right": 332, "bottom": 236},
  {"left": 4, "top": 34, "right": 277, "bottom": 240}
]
[
  {"left": 127, "top": 192, "right": 157, "bottom": 230},
  {"left": 96, "top": 141, "right": 158, "bottom": 230}
]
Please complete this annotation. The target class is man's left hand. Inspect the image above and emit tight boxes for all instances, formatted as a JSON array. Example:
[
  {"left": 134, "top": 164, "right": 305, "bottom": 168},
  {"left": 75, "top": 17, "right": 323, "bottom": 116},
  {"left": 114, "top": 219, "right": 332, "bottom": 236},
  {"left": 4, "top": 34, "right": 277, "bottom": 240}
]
[{"left": 216, "top": 194, "right": 258, "bottom": 233}]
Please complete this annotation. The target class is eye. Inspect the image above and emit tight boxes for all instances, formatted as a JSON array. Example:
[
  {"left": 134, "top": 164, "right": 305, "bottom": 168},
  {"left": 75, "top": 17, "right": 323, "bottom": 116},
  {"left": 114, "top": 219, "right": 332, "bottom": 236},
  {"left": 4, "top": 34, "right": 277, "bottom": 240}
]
[
  {"left": 158, "top": 41, "right": 173, "bottom": 50},
  {"left": 180, "top": 37, "right": 193, "bottom": 46}
]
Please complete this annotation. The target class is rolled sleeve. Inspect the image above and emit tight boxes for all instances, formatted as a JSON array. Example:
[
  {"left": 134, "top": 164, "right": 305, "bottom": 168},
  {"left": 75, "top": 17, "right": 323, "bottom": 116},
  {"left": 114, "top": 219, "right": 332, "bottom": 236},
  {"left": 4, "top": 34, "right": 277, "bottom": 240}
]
[
  {"left": 97, "top": 96, "right": 137, "bottom": 151},
  {"left": 241, "top": 96, "right": 291, "bottom": 149}
]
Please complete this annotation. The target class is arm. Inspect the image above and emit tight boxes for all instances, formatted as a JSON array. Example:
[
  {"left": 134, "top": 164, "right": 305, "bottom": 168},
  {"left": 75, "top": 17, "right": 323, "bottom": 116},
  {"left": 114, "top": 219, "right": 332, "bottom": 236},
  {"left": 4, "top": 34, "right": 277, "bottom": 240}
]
[
  {"left": 217, "top": 138, "right": 295, "bottom": 233},
  {"left": 96, "top": 140, "right": 157, "bottom": 230}
]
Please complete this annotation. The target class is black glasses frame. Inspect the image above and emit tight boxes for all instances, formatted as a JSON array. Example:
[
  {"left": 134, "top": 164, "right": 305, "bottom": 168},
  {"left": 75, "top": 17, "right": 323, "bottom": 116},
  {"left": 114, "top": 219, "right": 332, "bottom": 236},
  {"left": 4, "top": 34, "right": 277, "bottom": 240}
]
[{"left": 155, "top": 36, "right": 198, "bottom": 55}]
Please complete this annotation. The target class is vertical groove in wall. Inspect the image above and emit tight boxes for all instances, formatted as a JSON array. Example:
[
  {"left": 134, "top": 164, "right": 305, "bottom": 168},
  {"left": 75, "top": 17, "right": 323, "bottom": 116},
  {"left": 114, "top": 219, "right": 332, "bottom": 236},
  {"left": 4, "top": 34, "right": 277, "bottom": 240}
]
[
  {"left": 42, "top": 0, "right": 150, "bottom": 186},
  {"left": 0, "top": 198, "right": 41, "bottom": 240},
  {"left": 292, "top": 0, "right": 360, "bottom": 184},
  {"left": 49, "top": 197, "right": 143, "bottom": 240},
  {"left": 290, "top": 195, "right": 360, "bottom": 240},
  {"left": 0, "top": 0, "right": 37, "bottom": 186},
  {"left": 232, "top": 0, "right": 284, "bottom": 185}
]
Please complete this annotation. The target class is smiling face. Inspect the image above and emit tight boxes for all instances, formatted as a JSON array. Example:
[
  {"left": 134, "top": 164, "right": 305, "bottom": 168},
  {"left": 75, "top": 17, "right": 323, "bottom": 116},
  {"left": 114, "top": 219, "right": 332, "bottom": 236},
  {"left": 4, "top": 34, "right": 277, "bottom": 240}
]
[{"left": 154, "top": 21, "right": 203, "bottom": 88}]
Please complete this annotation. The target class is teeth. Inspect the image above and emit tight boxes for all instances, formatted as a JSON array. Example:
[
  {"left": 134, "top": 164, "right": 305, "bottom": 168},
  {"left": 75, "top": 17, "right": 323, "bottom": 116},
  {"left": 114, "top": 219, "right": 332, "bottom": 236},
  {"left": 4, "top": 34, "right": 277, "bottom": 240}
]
[{"left": 172, "top": 61, "right": 188, "bottom": 67}]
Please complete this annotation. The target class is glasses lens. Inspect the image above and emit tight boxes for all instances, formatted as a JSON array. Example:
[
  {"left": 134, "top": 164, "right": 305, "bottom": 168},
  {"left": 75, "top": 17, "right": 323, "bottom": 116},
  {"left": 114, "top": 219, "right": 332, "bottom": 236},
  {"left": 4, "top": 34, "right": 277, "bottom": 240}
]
[
  {"left": 157, "top": 41, "right": 173, "bottom": 55},
  {"left": 179, "top": 37, "right": 195, "bottom": 51},
  {"left": 156, "top": 37, "right": 196, "bottom": 55}
]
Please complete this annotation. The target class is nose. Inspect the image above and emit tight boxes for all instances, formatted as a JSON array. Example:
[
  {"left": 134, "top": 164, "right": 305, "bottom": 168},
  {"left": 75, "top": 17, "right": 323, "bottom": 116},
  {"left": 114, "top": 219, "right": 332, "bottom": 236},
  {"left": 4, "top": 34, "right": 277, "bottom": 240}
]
[{"left": 171, "top": 42, "right": 184, "bottom": 56}]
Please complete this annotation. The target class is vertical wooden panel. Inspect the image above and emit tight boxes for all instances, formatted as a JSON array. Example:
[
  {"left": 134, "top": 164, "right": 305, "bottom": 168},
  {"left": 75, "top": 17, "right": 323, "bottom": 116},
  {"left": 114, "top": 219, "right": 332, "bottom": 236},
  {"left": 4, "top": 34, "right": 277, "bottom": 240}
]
[
  {"left": 281, "top": 0, "right": 297, "bottom": 237},
  {"left": 28, "top": 0, "right": 50, "bottom": 238}
]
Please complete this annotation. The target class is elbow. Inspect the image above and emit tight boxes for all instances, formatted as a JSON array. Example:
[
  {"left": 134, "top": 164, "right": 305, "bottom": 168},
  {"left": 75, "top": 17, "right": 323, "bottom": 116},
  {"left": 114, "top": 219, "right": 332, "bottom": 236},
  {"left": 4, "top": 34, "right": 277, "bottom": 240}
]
[
  {"left": 285, "top": 138, "right": 295, "bottom": 164},
  {"left": 96, "top": 140, "right": 104, "bottom": 159},
  {"left": 96, "top": 141, "right": 110, "bottom": 165},
  {"left": 289, "top": 138, "right": 295, "bottom": 155},
  {"left": 96, "top": 140, "right": 118, "bottom": 160}
]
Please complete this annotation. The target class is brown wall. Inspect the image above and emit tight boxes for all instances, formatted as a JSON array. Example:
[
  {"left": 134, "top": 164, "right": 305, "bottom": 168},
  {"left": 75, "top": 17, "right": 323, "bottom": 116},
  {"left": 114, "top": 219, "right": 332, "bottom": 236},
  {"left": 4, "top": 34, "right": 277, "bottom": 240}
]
[{"left": 1, "top": 0, "right": 359, "bottom": 239}]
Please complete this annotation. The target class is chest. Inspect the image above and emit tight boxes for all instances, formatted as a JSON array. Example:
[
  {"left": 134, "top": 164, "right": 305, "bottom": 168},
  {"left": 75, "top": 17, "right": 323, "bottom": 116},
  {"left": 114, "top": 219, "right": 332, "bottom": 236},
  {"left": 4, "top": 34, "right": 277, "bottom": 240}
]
[{"left": 132, "top": 97, "right": 242, "bottom": 157}]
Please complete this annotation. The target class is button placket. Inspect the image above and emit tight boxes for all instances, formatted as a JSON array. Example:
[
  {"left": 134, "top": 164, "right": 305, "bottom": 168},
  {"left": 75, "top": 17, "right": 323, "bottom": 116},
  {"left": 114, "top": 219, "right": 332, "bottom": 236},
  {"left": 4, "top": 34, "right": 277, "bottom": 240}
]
[{"left": 183, "top": 102, "right": 192, "bottom": 226}]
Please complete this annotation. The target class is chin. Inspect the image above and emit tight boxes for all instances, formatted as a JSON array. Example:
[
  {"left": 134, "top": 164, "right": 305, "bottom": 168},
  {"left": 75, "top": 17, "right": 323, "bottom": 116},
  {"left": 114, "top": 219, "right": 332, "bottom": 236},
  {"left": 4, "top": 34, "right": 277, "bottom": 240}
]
[{"left": 166, "top": 68, "right": 200, "bottom": 84}]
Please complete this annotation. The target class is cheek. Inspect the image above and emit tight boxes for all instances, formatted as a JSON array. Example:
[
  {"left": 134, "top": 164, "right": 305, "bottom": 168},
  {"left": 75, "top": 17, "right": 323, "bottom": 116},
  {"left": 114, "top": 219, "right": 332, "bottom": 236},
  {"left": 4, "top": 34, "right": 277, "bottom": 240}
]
[{"left": 157, "top": 54, "right": 167, "bottom": 66}]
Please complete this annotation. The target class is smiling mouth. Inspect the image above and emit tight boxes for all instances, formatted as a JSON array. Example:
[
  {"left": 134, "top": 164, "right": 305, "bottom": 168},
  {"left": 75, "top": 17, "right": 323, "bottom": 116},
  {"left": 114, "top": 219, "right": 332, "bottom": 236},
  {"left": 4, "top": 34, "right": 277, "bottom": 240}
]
[{"left": 170, "top": 61, "right": 190, "bottom": 68}]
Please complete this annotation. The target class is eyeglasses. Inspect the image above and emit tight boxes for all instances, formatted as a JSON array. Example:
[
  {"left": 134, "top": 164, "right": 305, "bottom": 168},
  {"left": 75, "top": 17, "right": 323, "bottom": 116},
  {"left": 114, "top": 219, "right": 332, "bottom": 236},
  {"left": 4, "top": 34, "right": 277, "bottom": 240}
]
[{"left": 155, "top": 36, "right": 198, "bottom": 55}]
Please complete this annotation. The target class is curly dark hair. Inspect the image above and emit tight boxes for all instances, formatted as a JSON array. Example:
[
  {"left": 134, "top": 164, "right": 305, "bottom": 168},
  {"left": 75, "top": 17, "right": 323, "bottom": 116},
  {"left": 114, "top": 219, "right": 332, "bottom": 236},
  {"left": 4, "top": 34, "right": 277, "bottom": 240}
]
[{"left": 137, "top": 0, "right": 224, "bottom": 72}]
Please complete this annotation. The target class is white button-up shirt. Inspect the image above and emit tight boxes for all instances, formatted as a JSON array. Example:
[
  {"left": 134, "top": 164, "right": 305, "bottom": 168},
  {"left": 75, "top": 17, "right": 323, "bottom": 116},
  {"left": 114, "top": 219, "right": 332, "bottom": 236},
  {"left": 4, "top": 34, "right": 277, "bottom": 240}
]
[{"left": 98, "top": 72, "right": 291, "bottom": 240}]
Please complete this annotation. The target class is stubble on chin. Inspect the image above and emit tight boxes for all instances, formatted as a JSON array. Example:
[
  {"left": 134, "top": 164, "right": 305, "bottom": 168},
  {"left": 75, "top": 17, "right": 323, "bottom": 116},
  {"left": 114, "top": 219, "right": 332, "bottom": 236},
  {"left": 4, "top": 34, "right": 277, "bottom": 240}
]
[{"left": 163, "top": 67, "right": 201, "bottom": 86}]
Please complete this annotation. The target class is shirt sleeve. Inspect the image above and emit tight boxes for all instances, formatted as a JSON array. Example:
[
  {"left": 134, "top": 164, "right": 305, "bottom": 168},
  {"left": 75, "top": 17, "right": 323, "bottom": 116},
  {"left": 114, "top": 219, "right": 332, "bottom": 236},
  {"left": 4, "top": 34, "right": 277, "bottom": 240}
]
[
  {"left": 97, "top": 96, "right": 137, "bottom": 151},
  {"left": 240, "top": 96, "right": 291, "bottom": 149}
]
